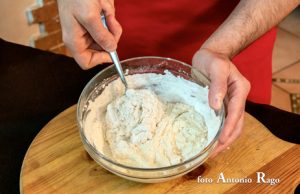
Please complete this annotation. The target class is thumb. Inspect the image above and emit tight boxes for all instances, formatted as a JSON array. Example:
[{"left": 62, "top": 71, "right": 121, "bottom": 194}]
[{"left": 208, "top": 60, "right": 229, "bottom": 110}]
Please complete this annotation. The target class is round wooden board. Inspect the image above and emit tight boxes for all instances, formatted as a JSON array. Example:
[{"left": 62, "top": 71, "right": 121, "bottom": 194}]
[{"left": 20, "top": 105, "right": 299, "bottom": 194}]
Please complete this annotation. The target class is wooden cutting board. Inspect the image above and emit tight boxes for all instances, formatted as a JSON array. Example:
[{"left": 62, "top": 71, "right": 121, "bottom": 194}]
[{"left": 20, "top": 105, "right": 300, "bottom": 194}]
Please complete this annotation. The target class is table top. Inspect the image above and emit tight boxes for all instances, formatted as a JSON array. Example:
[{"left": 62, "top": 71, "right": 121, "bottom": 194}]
[{"left": 20, "top": 105, "right": 300, "bottom": 194}]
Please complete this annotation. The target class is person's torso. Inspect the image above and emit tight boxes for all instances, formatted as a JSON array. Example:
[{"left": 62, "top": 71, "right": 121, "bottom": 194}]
[
  {"left": 115, "top": 0, "right": 276, "bottom": 104},
  {"left": 115, "top": 0, "right": 239, "bottom": 63}
]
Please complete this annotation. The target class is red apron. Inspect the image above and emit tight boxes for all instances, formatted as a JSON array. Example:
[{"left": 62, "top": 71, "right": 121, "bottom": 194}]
[{"left": 115, "top": 0, "right": 276, "bottom": 104}]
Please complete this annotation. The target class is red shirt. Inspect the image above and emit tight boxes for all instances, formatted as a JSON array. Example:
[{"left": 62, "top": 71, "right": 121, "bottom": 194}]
[{"left": 115, "top": 0, "right": 276, "bottom": 104}]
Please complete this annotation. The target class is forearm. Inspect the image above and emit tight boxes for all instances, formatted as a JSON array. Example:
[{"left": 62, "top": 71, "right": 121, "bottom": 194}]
[{"left": 202, "top": 0, "right": 300, "bottom": 58}]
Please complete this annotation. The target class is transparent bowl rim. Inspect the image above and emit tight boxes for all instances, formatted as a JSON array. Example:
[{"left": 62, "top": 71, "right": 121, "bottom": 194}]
[{"left": 77, "top": 56, "right": 225, "bottom": 171}]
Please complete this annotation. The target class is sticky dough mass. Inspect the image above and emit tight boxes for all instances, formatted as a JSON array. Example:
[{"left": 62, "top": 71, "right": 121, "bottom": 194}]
[
  {"left": 83, "top": 72, "right": 221, "bottom": 168},
  {"left": 105, "top": 89, "right": 207, "bottom": 167}
]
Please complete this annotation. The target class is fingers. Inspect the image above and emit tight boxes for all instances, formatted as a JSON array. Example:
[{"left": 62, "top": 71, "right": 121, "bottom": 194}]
[
  {"left": 58, "top": 0, "right": 122, "bottom": 69},
  {"left": 74, "top": 50, "right": 112, "bottom": 70},
  {"left": 105, "top": 14, "right": 123, "bottom": 42},
  {"left": 72, "top": 32, "right": 112, "bottom": 69},
  {"left": 218, "top": 68, "right": 250, "bottom": 144},
  {"left": 76, "top": 0, "right": 122, "bottom": 52},
  {"left": 100, "top": 0, "right": 122, "bottom": 42},
  {"left": 219, "top": 94, "right": 244, "bottom": 144},
  {"left": 62, "top": 30, "right": 111, "bottom": 69},
  {"left": 209, "top": 67, "right": 250, "bottom": 158},
  {"left": 207, "top": 59, "right": 230, "bottom": 110},
  {"left": 210, "top": 112, "right": 244, "bottom": 158},
  {"left": 101, "top": 0, "right": 115, "bottom": 15},
  {"left": 192, "top": 48, "right": 250, "bottom": 158},
  {"left": 223, "top": 112, "right": 245, "bottom": 147},
  {"left": 76, "top": 11, "right": 117, "bottom": 52}
]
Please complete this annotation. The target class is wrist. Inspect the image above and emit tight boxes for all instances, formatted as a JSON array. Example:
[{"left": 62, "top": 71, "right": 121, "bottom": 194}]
[
  {"left": 200, "top": 38, "right": 236, "bottom": 59},
  {"left": 198, "top": 45, "right": 233, "bottom": 61}
]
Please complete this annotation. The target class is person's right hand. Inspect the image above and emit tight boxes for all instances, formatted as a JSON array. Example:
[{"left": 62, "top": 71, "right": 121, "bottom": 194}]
[{"left": 57, "top": 0, "right": 122, "bottom": 69}]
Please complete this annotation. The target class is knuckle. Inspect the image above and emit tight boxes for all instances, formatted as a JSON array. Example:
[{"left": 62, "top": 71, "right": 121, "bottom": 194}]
[
  {"left": 192, "top": 51, "right": 200, "bottom": 66},
  {"left": 76, "top": 60, "right": 88, "bottom": 70},
  {"left": 79, "top": 59, "right": 91, "bottom": 70},
  {"left": 98, "top": 37, "right": 116, "bottom": 51},
  {"left": 99, "top": 54, "right": 108, "bottom": 63},
  {"left": 77, "top": 61, "right": 87, "bottom": 70},
  {"left": 110, "top": 5, "right": 116, "bottom": 13},
  {"left": 94, "top": 34, "right": 110, "bottom": 47},
  {"left": 80, "top": 64, "right": 89, "bottom": 70},
  {"left": 102, "top": 0, "right": 115, "bottom": 13},
  {"left": 83, "top": 12, "right": 97, "bottom": 24},
  {"left": 114, "top": 25, "right": 123, "bottom": 40},
  {"left": 243, "top": 78, "right": 251, "bottom": 93},
  {"left": 94, "top": 33, "right": 106, "bottom": 44},
  {"left": 74, "top": 55, "right": 89, "bottom": 70},
  {"left": 218, "top": 138, "right": 226, "bottom": 145},
  {"left": 118, "top": 25, "right": 123, "bottom": 35}
]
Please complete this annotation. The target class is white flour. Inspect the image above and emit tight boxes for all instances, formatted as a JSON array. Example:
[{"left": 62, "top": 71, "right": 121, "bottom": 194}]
[{"left": 84, "top": 71, "right": 222, "bottom": 168}]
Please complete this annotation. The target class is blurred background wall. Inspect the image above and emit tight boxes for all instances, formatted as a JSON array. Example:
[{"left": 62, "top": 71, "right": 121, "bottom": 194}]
[{"left": 0, "top": 0, "right": 39, "bottom": 46}]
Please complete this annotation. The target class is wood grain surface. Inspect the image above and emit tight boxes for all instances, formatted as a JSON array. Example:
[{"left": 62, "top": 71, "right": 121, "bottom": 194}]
[{"left": 20, "top": 105, "right": 299, "bottom": 194}]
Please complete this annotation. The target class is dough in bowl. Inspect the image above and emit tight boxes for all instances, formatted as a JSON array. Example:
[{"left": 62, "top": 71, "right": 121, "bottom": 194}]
[
  {"left": 105, "top": 89, "right": 207, "bottom": 167},
  {"left": 84, "top": 71, "right": 221, "bottom": 168}
]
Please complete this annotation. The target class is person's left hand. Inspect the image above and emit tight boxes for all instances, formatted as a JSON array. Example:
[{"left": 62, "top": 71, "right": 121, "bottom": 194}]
[{"left": 192, "top": 48, "right": 251, "bottom": 157}]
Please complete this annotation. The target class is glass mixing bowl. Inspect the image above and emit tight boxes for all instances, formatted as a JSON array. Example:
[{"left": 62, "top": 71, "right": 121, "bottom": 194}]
[{"left": 77, "top": 56, "right": 225, "bottom": 183}]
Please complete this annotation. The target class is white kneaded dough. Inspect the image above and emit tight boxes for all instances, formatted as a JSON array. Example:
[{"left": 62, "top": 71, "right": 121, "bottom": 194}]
[
  {"left": 105, "top": 89, "right": 207, "bottom": 167},
  {"left": 84, "top": 71, "right": 222, "bottom": 168}
]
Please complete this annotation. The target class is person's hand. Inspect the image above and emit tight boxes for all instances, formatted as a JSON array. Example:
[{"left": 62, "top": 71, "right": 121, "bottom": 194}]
[
  {"left": 192, "top": 48, "right": 250, "bottom": 157},
  {"left": 57, "top": 0, "right": 122, "bottom": 69}
]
